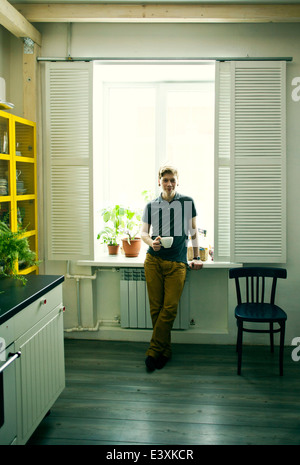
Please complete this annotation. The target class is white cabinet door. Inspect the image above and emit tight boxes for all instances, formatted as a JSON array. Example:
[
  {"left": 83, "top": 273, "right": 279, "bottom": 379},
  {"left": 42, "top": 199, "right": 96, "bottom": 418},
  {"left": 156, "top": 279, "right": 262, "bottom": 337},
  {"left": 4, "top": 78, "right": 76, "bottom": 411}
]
[
  {"left": 15, "top": 306, "right": 65, "bottom": 445},
  {"left": 0, "top": 343, "right": 17, "bottom": 445}
]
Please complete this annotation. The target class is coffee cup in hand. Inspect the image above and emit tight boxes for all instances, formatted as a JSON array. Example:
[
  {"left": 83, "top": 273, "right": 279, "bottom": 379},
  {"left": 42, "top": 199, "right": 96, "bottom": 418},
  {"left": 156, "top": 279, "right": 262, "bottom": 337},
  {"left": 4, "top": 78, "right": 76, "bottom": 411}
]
[{"left": 160, "top": 237, "right": 173, "bottom": 248}]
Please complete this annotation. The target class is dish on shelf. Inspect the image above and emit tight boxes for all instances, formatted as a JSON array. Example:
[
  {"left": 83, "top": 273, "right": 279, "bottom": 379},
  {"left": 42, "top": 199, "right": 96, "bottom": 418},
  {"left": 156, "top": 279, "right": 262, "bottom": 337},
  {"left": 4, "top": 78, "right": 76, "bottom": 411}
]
[{"left": 0, "top": 178, "right": 8, "bottom": 195}]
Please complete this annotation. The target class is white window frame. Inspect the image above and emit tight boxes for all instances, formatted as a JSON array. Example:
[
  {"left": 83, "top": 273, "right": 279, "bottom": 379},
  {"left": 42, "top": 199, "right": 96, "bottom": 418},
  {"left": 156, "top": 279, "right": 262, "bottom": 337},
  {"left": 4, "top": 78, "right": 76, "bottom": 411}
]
[{"left": 44, "top": 60, "right": 286, "bottom": 264}]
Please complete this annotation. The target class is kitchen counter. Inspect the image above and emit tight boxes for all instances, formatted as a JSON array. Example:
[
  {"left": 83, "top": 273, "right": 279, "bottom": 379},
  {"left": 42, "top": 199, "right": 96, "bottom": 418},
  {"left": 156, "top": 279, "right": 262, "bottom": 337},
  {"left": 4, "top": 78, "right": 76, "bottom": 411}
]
[
  {"left": 0, "top": 274, "right": 65, "bottom": 445},
  {"left": 0, "top": 275, "right": 64, "bottom": 325}
]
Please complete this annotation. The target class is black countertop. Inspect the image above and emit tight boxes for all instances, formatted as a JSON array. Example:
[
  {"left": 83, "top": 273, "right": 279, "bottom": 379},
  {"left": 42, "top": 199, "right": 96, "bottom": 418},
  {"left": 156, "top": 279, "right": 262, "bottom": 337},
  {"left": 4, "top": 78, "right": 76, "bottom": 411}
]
[{"left": 0, "top": 275, "right": 64, "bottom": 325}]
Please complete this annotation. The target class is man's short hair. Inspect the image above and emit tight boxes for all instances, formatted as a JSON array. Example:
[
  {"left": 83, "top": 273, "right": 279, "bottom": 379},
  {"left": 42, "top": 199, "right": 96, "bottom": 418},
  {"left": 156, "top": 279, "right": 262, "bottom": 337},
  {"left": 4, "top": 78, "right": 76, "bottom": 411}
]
[{"left": 158, "top": 164, "right": 178, "bottom": 179}]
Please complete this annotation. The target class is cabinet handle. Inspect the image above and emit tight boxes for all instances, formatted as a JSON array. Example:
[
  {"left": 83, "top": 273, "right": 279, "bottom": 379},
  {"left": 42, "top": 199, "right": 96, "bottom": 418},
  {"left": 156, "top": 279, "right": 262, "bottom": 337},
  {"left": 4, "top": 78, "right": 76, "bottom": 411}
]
[
  {"left": 0, "top": 351, "right": 21, "bottom": 374},
  {"left": 40, "top": 299, "right": 47, "bottom": 305}
]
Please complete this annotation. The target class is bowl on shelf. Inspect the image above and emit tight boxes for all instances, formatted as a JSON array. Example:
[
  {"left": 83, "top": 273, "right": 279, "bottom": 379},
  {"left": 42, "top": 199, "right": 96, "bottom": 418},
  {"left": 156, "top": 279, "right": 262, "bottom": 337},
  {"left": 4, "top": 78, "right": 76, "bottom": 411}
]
[{"left": 0, "top": 178, "right": 8, "bottom": 195}]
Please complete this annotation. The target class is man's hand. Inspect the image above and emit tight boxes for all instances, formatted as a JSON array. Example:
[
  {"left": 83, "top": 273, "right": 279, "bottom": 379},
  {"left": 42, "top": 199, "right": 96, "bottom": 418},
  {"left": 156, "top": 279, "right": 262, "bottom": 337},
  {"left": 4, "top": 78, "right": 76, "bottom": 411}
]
[
  {"left": 152, "top": 236, "right": 162, "bottom": 252},
  {"left": 189, "top": 259, "right": 203, "bottom": 270}
]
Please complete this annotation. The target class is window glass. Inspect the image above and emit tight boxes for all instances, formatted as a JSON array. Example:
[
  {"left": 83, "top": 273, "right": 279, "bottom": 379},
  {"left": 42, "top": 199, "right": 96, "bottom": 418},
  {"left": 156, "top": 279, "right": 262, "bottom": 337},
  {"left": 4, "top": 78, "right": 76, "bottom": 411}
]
[
  {"left": 165, "top": 85, "right": 215, "bottom": 240},
  {"left": 106, "top": 86, "right": 156, "bottom": 208},
  {"left": 95, "top": 62, "right": 215, "bottom": 245}
]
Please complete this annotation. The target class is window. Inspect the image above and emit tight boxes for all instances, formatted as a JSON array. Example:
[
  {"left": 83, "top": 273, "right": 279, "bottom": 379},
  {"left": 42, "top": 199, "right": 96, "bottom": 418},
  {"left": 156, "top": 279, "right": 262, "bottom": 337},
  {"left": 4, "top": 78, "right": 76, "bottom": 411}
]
[
  {"left": 44, "top": 60, "right": 286, "bottom": 263},
  {"left": 94, "top": 62, "right": 215, "bottom": 245}
]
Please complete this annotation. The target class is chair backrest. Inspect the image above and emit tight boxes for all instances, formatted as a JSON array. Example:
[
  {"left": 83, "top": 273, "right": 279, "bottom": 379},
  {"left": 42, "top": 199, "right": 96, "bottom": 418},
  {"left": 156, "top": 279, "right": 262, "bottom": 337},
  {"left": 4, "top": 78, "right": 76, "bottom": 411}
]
[{"left": 229, "top": 267, "right": 287, "bottom": 305}]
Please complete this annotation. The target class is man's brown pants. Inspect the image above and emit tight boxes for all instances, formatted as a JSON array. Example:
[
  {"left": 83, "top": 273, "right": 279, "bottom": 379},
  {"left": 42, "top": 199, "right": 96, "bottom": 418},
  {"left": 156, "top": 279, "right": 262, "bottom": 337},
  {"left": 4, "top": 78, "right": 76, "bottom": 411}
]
[{"left": 144, "top": 254, "right": 187, "bottom": 359}]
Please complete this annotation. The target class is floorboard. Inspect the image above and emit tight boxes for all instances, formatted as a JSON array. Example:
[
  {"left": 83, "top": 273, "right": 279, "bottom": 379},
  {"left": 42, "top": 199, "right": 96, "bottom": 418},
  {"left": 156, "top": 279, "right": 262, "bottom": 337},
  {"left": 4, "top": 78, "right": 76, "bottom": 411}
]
[{"left": 27, "top": 339, "right": 300, "bottom": 446}]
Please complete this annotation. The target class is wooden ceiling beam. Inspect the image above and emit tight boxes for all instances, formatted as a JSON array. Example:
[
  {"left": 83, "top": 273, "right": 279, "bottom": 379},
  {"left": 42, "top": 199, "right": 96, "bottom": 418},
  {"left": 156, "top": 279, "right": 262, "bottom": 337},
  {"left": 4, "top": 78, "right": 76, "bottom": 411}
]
[
  {"left": 13, "top": 3, "right": 300, "bottom": 23},
  {"left": 0, "top": 0, "right": 41, "bottom": 44}
]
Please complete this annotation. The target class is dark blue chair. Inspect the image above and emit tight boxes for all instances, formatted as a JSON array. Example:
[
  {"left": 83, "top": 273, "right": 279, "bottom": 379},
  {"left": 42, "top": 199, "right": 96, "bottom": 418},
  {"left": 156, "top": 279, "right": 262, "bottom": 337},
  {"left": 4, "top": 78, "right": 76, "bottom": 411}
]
[{"left": 229, "top": 267, "right": 287, "bottom": 376}]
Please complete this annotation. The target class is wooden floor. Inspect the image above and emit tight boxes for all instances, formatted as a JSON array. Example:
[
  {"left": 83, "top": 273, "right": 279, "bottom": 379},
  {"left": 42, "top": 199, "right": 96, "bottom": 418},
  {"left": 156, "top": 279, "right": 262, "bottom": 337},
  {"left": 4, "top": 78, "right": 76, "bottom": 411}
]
[{"left": 27, "top": 339, "right": 300, "bottom": 446}]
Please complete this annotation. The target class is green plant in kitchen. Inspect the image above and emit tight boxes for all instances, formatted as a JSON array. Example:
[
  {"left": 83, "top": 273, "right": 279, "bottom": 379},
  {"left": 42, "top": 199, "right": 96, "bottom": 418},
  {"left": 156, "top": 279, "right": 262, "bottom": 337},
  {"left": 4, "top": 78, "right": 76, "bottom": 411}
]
[
  {"left": 97, "top": 202, "right": 143, "bottom": 257},
  {"left": 120, "top": 207, "right": 142, "bottom": 258},
  {"left": 97, "top": 204, "right": 125, "bottom": 245},
  {"left": 97, "top": 226, "right": 118, "bottom": 245},
  {"left": 97, "top": 204, "right": 126, "bottom": 255},
  {"left": 122, "top": 206, "right": 142, "bottom": 243},
  {"left": 0, "top": 220, "right": 38, "bottom": 284},
  {"left": 98, "top": 204, "right": 142, "bottom": 244}
]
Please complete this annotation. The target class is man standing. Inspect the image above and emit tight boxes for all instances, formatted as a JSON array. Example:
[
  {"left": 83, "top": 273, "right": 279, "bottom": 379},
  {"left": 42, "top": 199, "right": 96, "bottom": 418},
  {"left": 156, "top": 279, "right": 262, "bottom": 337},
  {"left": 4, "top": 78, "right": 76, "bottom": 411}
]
[{"left": 141, "top": 164, "right": 203, "bottom": 371}]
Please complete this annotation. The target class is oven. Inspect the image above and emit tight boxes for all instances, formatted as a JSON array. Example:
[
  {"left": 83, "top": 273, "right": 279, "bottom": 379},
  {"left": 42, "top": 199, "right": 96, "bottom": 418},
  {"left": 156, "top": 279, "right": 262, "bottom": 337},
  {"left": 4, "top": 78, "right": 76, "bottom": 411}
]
[{"left": 0, "top": 335, "right": 21, "bottom": 445}]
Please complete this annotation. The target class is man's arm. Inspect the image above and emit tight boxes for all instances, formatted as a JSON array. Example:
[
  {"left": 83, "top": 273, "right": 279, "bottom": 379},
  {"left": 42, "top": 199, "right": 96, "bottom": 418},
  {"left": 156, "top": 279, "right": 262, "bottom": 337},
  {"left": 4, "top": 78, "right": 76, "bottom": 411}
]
[{"left": 141, "top": 222, "right": 161, "bottom": 252}]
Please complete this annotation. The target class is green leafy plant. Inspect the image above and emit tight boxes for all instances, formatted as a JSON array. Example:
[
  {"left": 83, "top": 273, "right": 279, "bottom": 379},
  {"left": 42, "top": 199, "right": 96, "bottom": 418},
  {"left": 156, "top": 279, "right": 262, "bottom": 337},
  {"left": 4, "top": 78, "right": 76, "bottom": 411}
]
[
  {"left": 122, "top": 207, "right": 142, "bottom": 243},
  {"left": 97, "top": 205, "right": 124, "bottom": 245},
  {"left": 97, "top": 226, "right": 119, "bottom": 246},
  {"left": 97, "top": 204, "right": 142, "bottom": 246},
  {"left": 0, "top": 220, "right": 38, "bottom": 284}
]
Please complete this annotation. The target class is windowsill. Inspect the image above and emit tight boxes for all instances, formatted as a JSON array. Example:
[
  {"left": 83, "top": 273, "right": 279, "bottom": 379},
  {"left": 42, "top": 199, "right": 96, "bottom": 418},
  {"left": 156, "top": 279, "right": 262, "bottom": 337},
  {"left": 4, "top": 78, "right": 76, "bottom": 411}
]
[{"left": 77, "top": 251, "right": 242, "bottom": 269}]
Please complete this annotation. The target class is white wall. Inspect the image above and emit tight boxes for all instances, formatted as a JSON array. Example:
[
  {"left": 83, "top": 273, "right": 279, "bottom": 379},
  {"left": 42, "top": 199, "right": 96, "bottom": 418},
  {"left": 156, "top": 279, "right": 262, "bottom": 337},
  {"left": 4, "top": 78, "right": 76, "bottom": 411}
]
[
  {"left": 9, "top": 21, "right": 300, "bottom": 346},
  {"left": 0, "top": 26, "right": 23, "bottom": 116}
]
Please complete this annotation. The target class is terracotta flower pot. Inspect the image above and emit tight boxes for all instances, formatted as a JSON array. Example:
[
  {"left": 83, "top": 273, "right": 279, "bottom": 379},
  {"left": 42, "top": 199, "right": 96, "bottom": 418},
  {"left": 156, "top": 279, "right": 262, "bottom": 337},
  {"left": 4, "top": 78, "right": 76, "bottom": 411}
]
[
  {"left": 122, "top": 238, "right": 141, "bottom": 257},
  {"left": 107, "top": 244, "right": 120, "bottom": 255}
]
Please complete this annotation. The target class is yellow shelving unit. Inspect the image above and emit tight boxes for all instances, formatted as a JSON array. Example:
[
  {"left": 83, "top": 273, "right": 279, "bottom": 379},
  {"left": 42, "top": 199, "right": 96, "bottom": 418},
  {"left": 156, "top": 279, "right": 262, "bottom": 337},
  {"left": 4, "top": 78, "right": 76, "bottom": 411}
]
[{"left": 0, "top": 110, "right": 38, "bottom": 275}]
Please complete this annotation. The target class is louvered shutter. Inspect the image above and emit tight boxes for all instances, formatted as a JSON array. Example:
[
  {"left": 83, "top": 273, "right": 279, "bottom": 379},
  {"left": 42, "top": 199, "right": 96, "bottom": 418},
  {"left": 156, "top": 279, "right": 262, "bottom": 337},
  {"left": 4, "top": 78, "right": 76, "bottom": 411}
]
[
  {"left": 44, "top": 62, "right": 94, "bottom": 260},
  {"left": 231, "top": 61, "right": 286, "bottom": 263},
  {"left": 214, "top": 61, "right": 231, "bottom": 261}
]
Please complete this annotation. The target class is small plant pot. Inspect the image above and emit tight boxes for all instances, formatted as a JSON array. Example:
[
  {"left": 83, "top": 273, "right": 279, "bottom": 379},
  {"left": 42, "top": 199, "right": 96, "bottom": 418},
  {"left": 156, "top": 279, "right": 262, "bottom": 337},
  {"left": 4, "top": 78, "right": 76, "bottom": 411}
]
[
  {"left": 122, "top": 238, "right": 141, "bottom": 258},
  {"left": 107, "top": 244, "right": 120, "bottom": 255}
]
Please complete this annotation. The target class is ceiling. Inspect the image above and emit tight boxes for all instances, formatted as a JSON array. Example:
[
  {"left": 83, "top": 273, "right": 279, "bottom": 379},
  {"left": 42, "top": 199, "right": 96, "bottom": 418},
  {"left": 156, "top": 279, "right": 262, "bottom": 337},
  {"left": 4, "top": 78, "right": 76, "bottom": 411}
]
[
  {"left": 2, "top": 0, "right": 300, "bottom": 47},
  {"left": 8, "top": 0, "right": 300, "bottom": 3}
]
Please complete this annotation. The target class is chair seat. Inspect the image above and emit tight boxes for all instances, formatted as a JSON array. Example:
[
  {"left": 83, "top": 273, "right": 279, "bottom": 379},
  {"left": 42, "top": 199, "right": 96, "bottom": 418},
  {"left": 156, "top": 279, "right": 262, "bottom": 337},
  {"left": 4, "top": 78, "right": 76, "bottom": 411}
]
[{"left": 235, "top": 303, "right": 287, "bottom": 323}]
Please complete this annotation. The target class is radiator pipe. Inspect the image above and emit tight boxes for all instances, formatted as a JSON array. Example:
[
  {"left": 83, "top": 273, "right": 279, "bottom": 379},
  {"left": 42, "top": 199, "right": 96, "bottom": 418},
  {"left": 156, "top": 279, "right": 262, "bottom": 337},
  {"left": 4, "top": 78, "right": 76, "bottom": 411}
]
[
  {"left": 76, "top": 278, "right": 81, "bottom": 327},
  {"left": 64, "top": 318, "right": 120, "bottom": 333},
  {"left": 64, "top": 262, "right": 120, "bottom": 332},
  {"left": 65, "top": 261, "right": 98, "bottom": 332},
  {"left": 65, "top": 260, "right": 98, "bottom": 281},
  {"left": 64, "top": 321, "right": 101, "bottom": 333}
]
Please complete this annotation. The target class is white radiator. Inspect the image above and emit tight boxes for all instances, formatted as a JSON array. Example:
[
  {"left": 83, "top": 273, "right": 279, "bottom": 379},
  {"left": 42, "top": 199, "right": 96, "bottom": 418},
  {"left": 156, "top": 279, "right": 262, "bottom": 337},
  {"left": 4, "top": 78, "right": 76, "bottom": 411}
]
[{"left": 120, "top": 268, "right": 190, "bottom": 329}]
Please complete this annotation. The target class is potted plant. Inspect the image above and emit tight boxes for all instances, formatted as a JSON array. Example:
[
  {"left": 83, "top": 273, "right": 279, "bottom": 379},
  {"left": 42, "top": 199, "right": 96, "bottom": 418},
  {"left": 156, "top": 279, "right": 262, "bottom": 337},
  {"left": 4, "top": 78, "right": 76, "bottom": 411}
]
[
  {"left": 97, "top": 204, "right": 143, "bottom": 257},
  {"left": 121, "top": 207, "right": 142, "bottom": 258},
  {"left": 97, "top": 205, "right": 124, "bottom": 255},
  {"left": 0, "top": 220, "right": 38, "bottom": 284}
]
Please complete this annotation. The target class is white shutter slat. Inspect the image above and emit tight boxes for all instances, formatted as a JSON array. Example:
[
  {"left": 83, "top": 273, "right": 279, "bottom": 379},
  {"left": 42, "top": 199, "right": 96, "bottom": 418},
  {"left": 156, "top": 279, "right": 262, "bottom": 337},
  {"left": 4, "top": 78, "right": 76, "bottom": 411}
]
[
  {"left": 45, "top": 63, "right": 94, "bottom": 260},
  {"left": 232, "top": 61, "right": 286, "bottom": 263}
]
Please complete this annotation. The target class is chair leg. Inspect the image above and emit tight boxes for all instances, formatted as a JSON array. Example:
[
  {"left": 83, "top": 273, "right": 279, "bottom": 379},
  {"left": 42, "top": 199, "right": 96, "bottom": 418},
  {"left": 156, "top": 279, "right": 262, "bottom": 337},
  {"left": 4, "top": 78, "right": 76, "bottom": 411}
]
[
  {"left": 279, "top": 321, "right": 285, "bottom": 376},
  {"left": 270, "top": 322, "right": 274, "bottom": 353},
  {"left": 237, "top": 320, "right": 243, "bottom": 375}
]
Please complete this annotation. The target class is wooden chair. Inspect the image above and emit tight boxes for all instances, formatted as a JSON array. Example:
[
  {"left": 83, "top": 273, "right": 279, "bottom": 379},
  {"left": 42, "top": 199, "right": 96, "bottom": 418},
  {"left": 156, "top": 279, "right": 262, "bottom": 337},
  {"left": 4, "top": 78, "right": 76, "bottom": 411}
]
[{"left": 229, "top": 267, "right": 287, "bottom": 376}]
